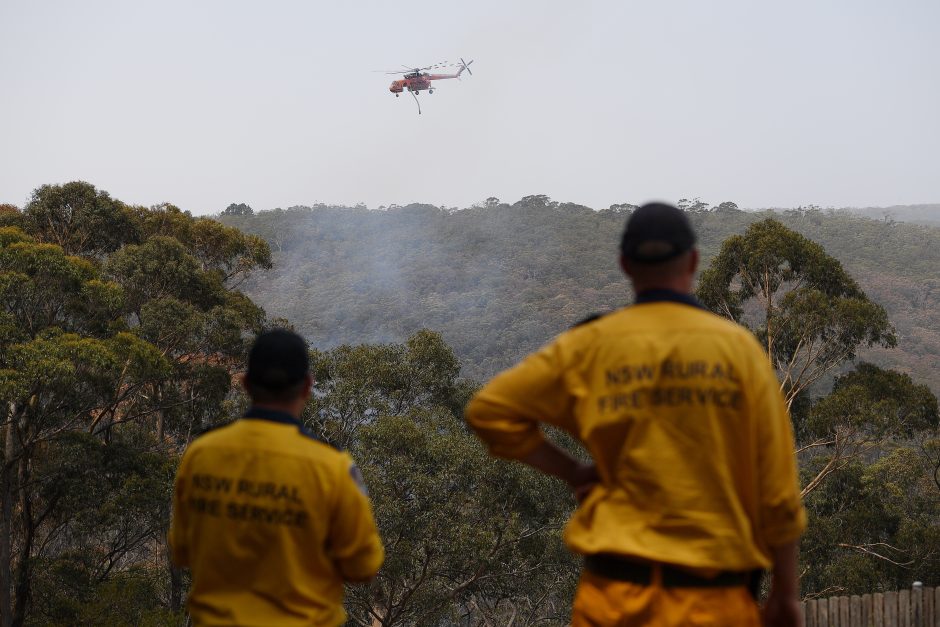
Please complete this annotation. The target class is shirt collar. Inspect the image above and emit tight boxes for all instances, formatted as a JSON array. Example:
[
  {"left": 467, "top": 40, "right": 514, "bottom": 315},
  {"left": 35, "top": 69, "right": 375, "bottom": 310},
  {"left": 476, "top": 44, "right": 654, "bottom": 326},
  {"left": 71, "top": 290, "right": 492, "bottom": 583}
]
[
  {"left": 243, "top": 406, "right": 303, "bottom": 427},
  {"left": 634, "top": 288, "right": 705, "bottom": 310},
  {"left": 242, "top": 406, "right": 326, "bottom": 445}
]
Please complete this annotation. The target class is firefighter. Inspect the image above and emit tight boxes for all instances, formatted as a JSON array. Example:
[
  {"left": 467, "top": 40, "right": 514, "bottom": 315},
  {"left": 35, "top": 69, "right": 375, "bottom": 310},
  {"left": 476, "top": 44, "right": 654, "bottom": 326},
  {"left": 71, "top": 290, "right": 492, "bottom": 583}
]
[
  {"left": 169, "top": 329, "right": 384, "bottom": 626},
  {"left": 465, "top": 203, "right": 806, "bottom": 626}
]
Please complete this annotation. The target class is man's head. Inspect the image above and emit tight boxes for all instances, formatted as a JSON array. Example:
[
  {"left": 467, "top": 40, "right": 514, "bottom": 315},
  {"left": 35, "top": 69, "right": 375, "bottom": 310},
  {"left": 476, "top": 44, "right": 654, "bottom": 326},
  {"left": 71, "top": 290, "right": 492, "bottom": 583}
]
[
  {"left": 619, "top": 202, "right": 699, "bottom": 293},
  {"left": 243, "top": 329, "right": 312, "bottom": 410}
]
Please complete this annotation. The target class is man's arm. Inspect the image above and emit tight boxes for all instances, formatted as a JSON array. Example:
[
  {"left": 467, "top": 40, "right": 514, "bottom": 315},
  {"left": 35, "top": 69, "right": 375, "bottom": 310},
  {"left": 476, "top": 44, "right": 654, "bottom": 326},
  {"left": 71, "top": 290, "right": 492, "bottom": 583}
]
[
  {"left": 465, "top": 336, "right": 597, "bottom": 500},
  {"left": 465, "top": 338, "right": 577, "bottom": 458},
  {"left": 327, "top": 458, "right": 385, "bottom": 583},
  {"left": 747, "top": 341, "right": 806, "bottom": 626},
  {"left": 748, "top": 340, "right": 807, "bottom": 547},
  {"left": 762, "top": 540, "right": 802, "bottom": 627},
  {"left": 518, "top": 440, "right": 599, "bottom": 502}
]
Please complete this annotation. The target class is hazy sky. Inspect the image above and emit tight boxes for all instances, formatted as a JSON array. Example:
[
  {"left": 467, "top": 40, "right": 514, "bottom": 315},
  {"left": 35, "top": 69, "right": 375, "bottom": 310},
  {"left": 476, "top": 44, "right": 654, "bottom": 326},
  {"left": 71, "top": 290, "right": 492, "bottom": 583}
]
[{"left": 2, "top": 0, "right": 938, "bottom": 214}]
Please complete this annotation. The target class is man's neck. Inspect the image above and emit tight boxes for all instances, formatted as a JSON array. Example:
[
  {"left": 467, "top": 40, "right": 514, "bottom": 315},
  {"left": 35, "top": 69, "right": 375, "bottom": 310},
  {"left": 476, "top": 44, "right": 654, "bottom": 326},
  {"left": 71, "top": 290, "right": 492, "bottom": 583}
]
[
  {"left": 249, "top": 402, "right": 303, "bottom": 420},
  {"left": 632, "top": 278, "right": 693, "bottom": 296}
]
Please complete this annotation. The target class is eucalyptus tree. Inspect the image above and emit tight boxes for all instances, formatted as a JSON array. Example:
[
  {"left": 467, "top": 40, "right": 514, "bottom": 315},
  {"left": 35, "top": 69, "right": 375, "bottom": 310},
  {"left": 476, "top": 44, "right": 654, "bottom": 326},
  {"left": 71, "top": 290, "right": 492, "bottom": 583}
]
[
  {"left": 796, "top": 365, "right": 939, "bottom": 596},
  {"left": 20, "top": 182, "right": 140, "bottom": 257},
  {"left": 0, "top": 228, "right": 170, "bottom": 625},
  {"left": 800, "top": 363, "right": 938, "bottom": 496},
  {"left": 0, "top": 182, "right": 273, "bottom": 625},
  {"left": 696, "top": 218, "right": 896, "bottom": 409}
]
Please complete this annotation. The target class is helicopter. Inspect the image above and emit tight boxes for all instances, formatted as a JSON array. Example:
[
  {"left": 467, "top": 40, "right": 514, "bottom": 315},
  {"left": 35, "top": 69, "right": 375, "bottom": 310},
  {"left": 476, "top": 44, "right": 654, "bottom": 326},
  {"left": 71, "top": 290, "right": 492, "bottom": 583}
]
[{"left": 378, "top": 58, "right": 473, "bottom": 114}]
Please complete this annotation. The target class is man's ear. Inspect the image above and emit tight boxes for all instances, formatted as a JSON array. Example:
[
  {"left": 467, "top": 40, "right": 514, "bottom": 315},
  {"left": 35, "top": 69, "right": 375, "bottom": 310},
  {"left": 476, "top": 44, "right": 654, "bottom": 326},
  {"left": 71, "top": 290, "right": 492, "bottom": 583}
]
[
  {"left": 619, "top": 254, "right": 631, "bottom": 278},
  {"left": 301, "top": 374, "right": 314, "bottom": 400},
  {"left": 688, "top": 248, "right": 699, "bottom": 274},
  {"left": 239, "top": 373, "right": 250, "bottom": 394}
]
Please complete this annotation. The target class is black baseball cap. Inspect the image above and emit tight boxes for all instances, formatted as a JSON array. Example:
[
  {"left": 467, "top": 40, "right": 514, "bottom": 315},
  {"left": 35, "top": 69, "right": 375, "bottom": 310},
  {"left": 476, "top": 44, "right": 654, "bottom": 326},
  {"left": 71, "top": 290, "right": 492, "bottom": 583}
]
[
  {"left": 245, "top": 329, "right": 310, "bottom": 391},
  {"left": 620, "top": 202, "right": 696, "bottom": 263}
]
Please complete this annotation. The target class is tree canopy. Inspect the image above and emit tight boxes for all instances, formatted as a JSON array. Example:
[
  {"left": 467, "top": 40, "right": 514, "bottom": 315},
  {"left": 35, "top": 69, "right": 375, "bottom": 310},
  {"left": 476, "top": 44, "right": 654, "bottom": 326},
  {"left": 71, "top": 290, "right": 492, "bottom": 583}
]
[
  {"left": 0, "top": 182, "right": 273, "bottom": 625},
  {"left": 220, "top": 199, "right": 940, "bottom": 396},
  {"left": 696, "top": 218, "right": 896, "bottom": 407}
]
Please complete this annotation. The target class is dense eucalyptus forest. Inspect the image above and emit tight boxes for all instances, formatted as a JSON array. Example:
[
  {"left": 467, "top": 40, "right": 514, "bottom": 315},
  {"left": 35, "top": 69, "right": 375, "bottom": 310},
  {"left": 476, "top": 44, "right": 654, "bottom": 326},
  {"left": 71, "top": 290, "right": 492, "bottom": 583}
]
[
  {"left": 0, "top": 185, "right": 937, "bottom": 625},
  {"left": 219, "top": 196, "right": 940, "bottom": 393}
]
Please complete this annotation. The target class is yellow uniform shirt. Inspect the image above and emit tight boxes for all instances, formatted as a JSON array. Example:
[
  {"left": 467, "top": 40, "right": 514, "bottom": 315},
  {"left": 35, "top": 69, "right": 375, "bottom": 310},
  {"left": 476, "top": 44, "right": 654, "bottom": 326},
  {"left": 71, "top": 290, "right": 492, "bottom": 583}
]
[
  {"left": 169, "top": 408, "right": 384, "bottom": 626},
  {"left": 466, "top": 292, "right": 806, "bottom": 571}
]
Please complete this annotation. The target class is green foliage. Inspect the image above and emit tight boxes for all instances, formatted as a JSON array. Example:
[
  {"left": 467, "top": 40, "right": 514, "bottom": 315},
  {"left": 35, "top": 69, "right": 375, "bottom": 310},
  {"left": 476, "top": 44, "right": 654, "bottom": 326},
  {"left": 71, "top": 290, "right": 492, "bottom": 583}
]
[
  {"left": 22, "top": 181, "right": 140, "bottom": 256},
  {"left": 221, "top": 202, "right": 254, "bottom": 216},
  {"left": 0, "top": 226, "right": 30, "bottom": 247},
  {"left": 0, "top": 238, "right": 107, "bottom": 338},
  {"left": 796, "top": 362, "right": 940, "bottom": 582},
  {"left": 2, "top": 331, "right": 171, "bottom": 423},
  {"left": 135, "top": 203, "right": 271, "bottom": 281},
  {"left": 801, "top": 443, "right": 940, "bottom": 595},
  {"left": 0, "top": 204, "right": 23, "bottom": 230},
  {"left": 806, "top": 363, "right": 938, "bottom": 439},
  {"left": 0, "top": 181, "right": 275, "bottom": 625},
  {"left": 221, "top": 201, "right": 940, "bottom": 396},
  {"left": 222, "top": 199, "right": 628, "bottom": 379},
  {"left": 106, "top": 236, "right": 226, "bottom": 314},
  {"left": 305, "top": 329, "right": 461, "bottom": 449},
  {"left": 33, "top": 568, "right": 182, "bottom": 627},
  {"left": 696, "top": 218, "right": 896, "bottom": 405}
]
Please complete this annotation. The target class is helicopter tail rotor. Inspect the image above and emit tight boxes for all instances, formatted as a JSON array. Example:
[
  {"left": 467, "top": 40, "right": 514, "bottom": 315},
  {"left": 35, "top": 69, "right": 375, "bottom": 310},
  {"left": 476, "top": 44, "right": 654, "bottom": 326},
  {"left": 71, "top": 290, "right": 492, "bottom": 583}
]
[{"left": 458, "top": 58, "right": 473, "bottom": 78}]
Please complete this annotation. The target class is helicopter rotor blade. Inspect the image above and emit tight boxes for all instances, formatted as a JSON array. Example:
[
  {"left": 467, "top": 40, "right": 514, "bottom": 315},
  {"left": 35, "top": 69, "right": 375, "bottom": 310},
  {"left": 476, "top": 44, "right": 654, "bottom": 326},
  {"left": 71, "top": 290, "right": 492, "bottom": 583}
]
[
  {"left": 417, "top": 61, "right": 452, "bottom": 71},
  {"left": 373, "top": 61, "right": 459, "bottom": 76}
]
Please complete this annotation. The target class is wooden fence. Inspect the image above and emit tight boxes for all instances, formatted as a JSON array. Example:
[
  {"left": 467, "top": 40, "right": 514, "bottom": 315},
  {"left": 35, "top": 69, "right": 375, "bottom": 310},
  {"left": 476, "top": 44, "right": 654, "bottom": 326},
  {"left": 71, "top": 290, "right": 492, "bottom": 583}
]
[{"left": 802, "top": 585, "right": 938, "bottom": 627}]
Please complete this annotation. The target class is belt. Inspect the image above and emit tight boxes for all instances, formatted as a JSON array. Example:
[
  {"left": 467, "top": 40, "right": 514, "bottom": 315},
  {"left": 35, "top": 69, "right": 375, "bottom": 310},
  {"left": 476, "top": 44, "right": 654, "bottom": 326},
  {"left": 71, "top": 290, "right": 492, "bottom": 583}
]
[{"left": 584, "top": 554, "right": 759, "bottom": 590}]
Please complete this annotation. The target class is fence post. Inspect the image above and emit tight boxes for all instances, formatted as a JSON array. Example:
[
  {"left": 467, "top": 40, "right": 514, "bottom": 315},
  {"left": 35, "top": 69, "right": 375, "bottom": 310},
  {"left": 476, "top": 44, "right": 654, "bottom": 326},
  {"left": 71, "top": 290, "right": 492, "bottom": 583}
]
[
  {"left": 831, "top": 596, "right": 841, "bottom": 627},
  {"left": 935, "top": 587, "right": 940, "bottom": 627},
  {"left": 886, "top": 591, "right": 899, "bottom": 627},
  {"left": 925, "top": 586, "right": 935, "bottom": 627},
  {"left": 874, "top": 592, "right": 884, "bottom": 627},
  {"left": 900, "top": 589, "right": 910, "bottom": 627},
  {"left": 820, "top": 595, "right": 830, "bottom": 627},
  {"left": 913, "top": 583, "right": 922, "bottom": 627}
]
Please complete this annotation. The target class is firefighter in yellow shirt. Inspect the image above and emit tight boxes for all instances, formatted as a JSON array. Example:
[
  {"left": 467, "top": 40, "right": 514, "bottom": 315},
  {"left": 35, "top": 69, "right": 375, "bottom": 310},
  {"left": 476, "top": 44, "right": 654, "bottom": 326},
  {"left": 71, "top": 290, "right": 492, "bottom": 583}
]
[
  {"left": 169, "top": 329, "right": 384, "bottom": 626},
  {"left": 465, "top": 203, "right": 806, "bottom": 627}
]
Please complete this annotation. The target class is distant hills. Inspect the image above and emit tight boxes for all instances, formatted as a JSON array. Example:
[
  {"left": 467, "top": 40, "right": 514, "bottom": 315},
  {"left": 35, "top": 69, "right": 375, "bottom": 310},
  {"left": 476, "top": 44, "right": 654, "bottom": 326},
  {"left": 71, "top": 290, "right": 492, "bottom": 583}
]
[
  {"left": 755, "top": 203, "right": 940, "bottom": 226},
  {"left": 846, "top": 204, "right": 940, "bottom": 226},
  {"left": 220, "top": 198, "right": 940, "bottom": 393}
]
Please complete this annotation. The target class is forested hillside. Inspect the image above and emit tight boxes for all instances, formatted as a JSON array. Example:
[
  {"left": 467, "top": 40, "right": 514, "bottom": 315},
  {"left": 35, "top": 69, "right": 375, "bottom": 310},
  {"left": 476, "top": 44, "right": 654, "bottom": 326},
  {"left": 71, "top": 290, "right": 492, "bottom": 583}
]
[
  {"left": 221, "top": 197, "right": 940, "bottom": 392},
  {"left": 849, "top": 204, "right": 940, "bottom": 226}
]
